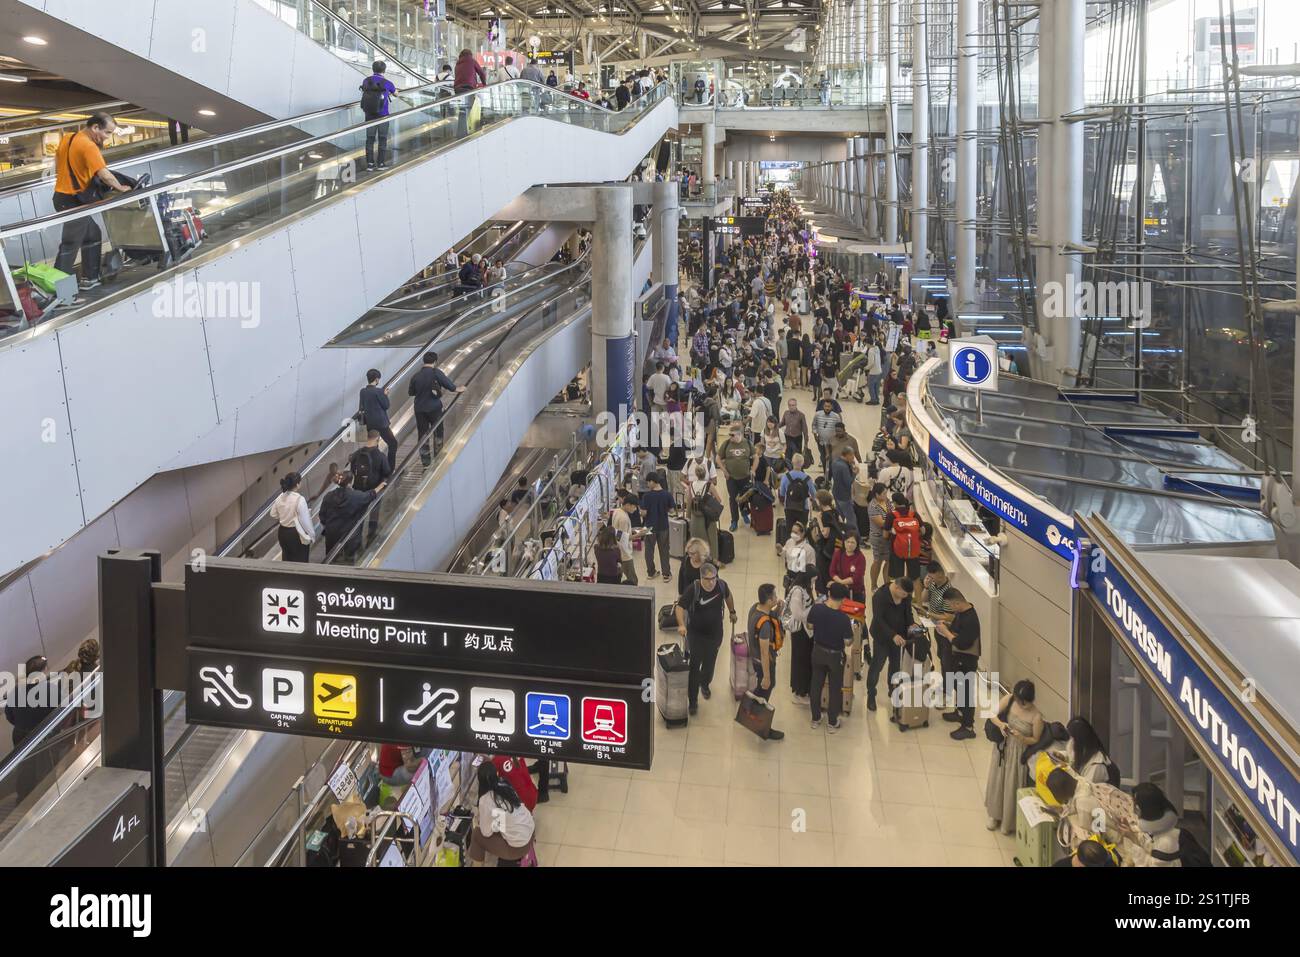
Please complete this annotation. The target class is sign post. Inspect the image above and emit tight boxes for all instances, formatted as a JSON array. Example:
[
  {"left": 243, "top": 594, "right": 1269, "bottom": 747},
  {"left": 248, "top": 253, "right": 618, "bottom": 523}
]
[{"left": 947, "top": 336, "right": 999, "bottom": 424}]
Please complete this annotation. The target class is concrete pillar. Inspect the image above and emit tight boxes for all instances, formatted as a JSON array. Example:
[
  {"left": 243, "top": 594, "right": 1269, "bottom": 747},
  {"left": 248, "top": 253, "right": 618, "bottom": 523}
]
[
  {"left": 956, "top": 0, "right": 978, "bottom": 309},
  {"left": 655, "top": 178, "right": 681, "bottom": 345},
  {"left": 702, "top": 122, "right": 716, "bottom": 186},
  {"left": 591, "top": 187, "right": 635, "bottom": 418},
  {"left": 1054, "top": 0, "right": 1085, "bottom": 380},
  {"left": 884, "top": 0, "right": 899, "bottom": 244},
  {"left": 865, "top": 138, "right": 880, "bottom": 238},
  {"left": 845, "top": 141, "right": 857, "bottom": 225},
  {"left": 1034, "top": 0, "right": 1057, "bottom": 380},
  {"left": 911, "top": 0, "right": 928, "bottom": 274}
]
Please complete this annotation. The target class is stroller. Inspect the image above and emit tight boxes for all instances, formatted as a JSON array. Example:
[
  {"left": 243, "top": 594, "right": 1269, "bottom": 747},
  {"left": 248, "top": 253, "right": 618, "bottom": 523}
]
[{"left": 838, "top": 351, "right": 871, "bottom": 402}]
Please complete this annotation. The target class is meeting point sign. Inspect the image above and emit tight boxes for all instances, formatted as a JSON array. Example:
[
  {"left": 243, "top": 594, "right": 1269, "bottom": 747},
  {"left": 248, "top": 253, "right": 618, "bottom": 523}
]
[{"left": 183, "top": 559, "right": 655, "bottom": 770}]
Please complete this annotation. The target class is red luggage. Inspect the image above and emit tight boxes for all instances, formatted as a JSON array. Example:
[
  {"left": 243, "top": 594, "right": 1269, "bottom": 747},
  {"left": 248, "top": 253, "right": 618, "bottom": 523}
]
[{"left": 750, "top": 502, "right": 774, "bottom": 535}]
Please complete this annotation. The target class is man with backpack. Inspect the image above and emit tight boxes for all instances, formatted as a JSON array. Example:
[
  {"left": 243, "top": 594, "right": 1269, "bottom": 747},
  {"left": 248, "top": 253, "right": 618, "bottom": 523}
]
[
  {"left": 359, "top": 60, "right": 396, "bottom": 171},
  {"left": 780, "top": 453, "right": 816, "bottom": 532},
  {"left": 358, "top": 369, "right": 398, "bottom": 470},
  {"left": 408, "top": 351, "right": 464, "bottom": 466},
  {"left": 319, "top": 471, "right": 385, "bottom": 559},
  {"left": 348, "top": 430, "right": 393, "bottom": 544},
  {"left": 717, "top": 428, "right": 758, "bottom": 531},
  {"left": 885, "top": 492, "right": 923, "bottom": 583},
  {"left": 745, "top": 583, "right": 786, "bottom": 740},
  {"left": 674, "top": 562, "right": 738, "bottom": 713}
]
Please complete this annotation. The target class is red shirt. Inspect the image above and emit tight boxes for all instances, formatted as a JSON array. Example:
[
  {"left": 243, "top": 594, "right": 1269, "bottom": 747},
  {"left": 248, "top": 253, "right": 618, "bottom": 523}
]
[
  {"left": 830, "top": 548, "right": 867, "bottom": 594},
  {"left": 378, "top": 744, "right": 404, "bottom": 778}
]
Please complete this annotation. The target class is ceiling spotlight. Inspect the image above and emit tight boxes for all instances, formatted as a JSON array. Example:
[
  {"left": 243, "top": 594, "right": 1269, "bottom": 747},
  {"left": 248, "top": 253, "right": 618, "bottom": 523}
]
[
  {"left": 22, "top": 35, "right": 47, "bottom": 45},
  {"left": 0, "top": 73, "right": 27, "bottom": 83},
  {"left": 198, "top": 108, "right": 216, "bottom": 117}
]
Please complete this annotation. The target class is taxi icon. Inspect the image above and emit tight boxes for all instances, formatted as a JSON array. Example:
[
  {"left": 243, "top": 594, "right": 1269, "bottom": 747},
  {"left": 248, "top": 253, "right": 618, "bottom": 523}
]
[{"left": 478, "top": 698, "right": 508, "bottom": 723}]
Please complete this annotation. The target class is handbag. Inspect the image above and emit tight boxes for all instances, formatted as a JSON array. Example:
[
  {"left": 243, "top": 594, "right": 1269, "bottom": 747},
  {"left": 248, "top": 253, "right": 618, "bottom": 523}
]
[
  {"left": 734, "top": 692, "right": 774, "bottom": 739},
  {"left": 698, "top": 488, "right": 724, "bottom": 523},
  {"left": 983, "top": 697, "right": 1013, "bottom": 744}
]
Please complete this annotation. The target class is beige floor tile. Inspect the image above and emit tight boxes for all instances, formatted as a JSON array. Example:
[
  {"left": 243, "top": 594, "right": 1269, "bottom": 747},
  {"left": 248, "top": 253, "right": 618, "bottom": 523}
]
[
  {"left": 780, "top": 759, "right": 831, "bottom": 796},
  {"left": 644, "top": 749, "right": 685, "bottom": 784},
  {"left": 876, "top": 769, "right": 933, "bottom": 805},
  {"left": 670, "top": 816, "right": 728, "bottom": 859},
  {"left": 926, "top": 774, "right": 985, "bottom": 811},
  {"left": 685, "top": 723, "right": 736, "bottom": 756},
  {"left": 625, "top": 779, "right": 680, "bottom": 816},
  {"left": 945, "top": 845, "right": 1006, "bottom": 867},
  {"left": 778, "top": 791, "right": 835, "bottom": 832},
  {"left": 723, "top": 824, "right": 780, "bottom": 866},
  {"left": 553, "top": 845, "right": 617, "bottom": 866},
  {"left": 680, "top": 750, "right": 733, "bottom": 786},
  {"left": 612, "top": 851, "right": 675, "bottom": 866},
  {"left": 673, "top": 857, "right": 726, "bottom": 867},
  {"left": 891, "top": 842, "right": 949, "bottom": 866},
  {"left": 936, "top": 807, "right": 1001, "bottom": 849},
  {"left": 871, "top": 742, "right": 927, "bottom": 773},
  {"left": 830, "top": 797, "right": 890, "bottom": 837},
  {"left": 728, "top": 755, "right": 781, "bottom": 792},
  {"left": 882, "top": 802, "right": 942, "bottom": 843},
  {"left": 779, "top": 829, "right": 838, "bottom": 866},
  {"left": 561, "top": 809, "right": 625, "bottom": 849},
  {"left": 827, "top": 762, "right": 879, "bottom": 800},
  {"left": 834, "top": 835, "right": 896, "bottom": 866},
  {"left": 920, "top": 743, "right": 977, "bottom": 778},
  {"left": 675, "top": 782, "right": 730, "bottom": 822},
  {"left": 559, "top": 776, "right": 630, "bottom": 813},
  {"left": 615, "top": 811, "right": 677, "bottom": 854},
  {"left": 726, "top": 787, "right": 779, "bottom": 827},
  {"left": 531, "top": 803, "right": 577, "bottom": 845}
]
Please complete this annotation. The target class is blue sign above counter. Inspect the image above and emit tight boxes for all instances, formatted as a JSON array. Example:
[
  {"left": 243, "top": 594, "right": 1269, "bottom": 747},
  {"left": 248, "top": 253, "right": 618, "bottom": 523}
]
[{"left": 1082, "top": 539, "right": 1300, "bottom": 865}]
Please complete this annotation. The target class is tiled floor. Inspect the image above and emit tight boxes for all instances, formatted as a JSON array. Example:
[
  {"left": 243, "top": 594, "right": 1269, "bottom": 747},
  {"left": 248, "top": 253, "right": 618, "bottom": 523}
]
[{"left": 534, "top": 316, "right": 1020, "bottom": 866}]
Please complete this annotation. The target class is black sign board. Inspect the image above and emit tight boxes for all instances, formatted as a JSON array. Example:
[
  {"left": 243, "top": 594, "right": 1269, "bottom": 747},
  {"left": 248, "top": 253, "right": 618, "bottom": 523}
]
[
  {"left": 740, "top": 196, "right": 771, "bottom": 211},
  {"left": 187, "top": 649, "right": 652, "bottom": 769},
  {"left": 531, "top": 50, "right": 573, "bottom": 70},
  {"left": 704, "top": 215, "right": 766, "bottom": 238},
  {"left": 183, "top": 560, "right": 655, "bottom": 770},
  {"left": 52, "top": 783, "right": 151, "bottom": 868}
]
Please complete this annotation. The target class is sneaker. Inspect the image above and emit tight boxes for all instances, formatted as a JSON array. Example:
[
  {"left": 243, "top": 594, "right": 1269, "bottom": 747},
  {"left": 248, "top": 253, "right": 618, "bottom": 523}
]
[
  {"left": 986, "top": 816, "right": 1000, "bottom": 831},
  {"left": 700, "top": 685, "right": 712, "bottom": 700},
  {"left": 949, "top": 726, "right": 976, "bottom": 741},
  {"left": 688, "top": 703, "right": 698, "bottom": 715},
  {"left": 78, "top": 278, "right": 101, "bottom": 291},
  {"left": 765, "top": 729, "right": 785, "bottom": 741},
  {"left": 827, "top": 719, "right": 842, "bottom": 733},
  {"left": 810, "top": 718, "right": 822, "bottom": 730},
  {"left": 866, "top": 697, "right": 877, "bottom": 712},
  {"left": 729, "top": 522, "right": 738, "bottom": 532},
  {"left": 662, "top": 574, "right": 671, "bottom": 582},
  {"left": 791, "top": 693, "right": 810, "bottom": 706},
  {"left": 377, "top": 162, "right": 389, "bottom": 170},
  {"left": 942, "top": 711, "right": 963, "bottom": 723},
  {"left": 366, "top": 163, "right": 376, "bottom": 171}
]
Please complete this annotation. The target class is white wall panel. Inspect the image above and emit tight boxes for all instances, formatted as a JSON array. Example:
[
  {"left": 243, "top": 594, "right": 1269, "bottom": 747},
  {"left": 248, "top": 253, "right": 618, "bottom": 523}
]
[
  {"left": 148, "top": 0, "right": 239, "bottom": 95},
  {"left": 41, "top": 0, "right": 155, "bottom": 59},
  {"left": 354, "top": 177, "right": 418, "bottom": 304},
  {"left": 227, "top": 1, "right": 297, "bottom": 116},
  {"left": 0, "top": 334, "right": 83, "bottom": 564},
  {"left": 0, "top": 575, "right": 46, "bottom": 668},
  {"left": 288, "top": 202, "right": 368, "bottom": 346},
  {"left": 26, "top": 510, "right": 119, "bottom": 653},
  {"left": 58, "top": 296, "right": 218, "bottom": 521},
  {"left": 230, "top": 361, "right": 301, "bottom": 458},
  {"left": 109, "top": 467, "right": 194, "bottom": 554},
  {"left": 196, "top": 233, "right": 305, "bottom": 419},
  {"left": 403, "top": 156, "right": 451, "bottom": 256}
]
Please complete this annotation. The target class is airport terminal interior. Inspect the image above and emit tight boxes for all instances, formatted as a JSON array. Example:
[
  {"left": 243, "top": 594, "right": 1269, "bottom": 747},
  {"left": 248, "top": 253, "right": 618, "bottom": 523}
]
[{"left": 0, "top": 0, "right": 1296, "bottom": 872}]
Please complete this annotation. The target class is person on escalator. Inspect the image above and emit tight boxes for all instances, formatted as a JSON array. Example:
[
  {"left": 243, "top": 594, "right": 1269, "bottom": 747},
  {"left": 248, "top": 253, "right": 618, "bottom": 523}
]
[
  {"left": 454, "top": 48, "right": 487, "bottom": 93},
  {"left": 348, "top": 431, "right": 393, "bottom": 544},
  {"left": 521, "top": 57, "right": 545, "bottom": 85},
  {"left": 458, "top": 253, "right": 484, "bottom": 294},
  {"left": 52, "top": 113, "right": 132, "bottom": 291},
  {"left": 358, "top": 369, "right": 399, "bottom": 470},
  {"left": 319, "top": 471, "right": 385, "bottom": 560},
  {"left": 493, "top": 55, "right": 520, "bottom": 84},
  {"left": 409, "top": 350, "right": 465, "bottom": 466},
  {"left": 359, "top": 60, "right": 396, "bottom": 171},
  {"left": 615, "top": 77, "right": 632, "bottom": 111}
]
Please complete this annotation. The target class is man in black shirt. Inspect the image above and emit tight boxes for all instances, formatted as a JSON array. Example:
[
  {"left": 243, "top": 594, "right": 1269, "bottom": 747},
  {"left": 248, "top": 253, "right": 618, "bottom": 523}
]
[
  {"left": 675, "top": 562, "right": 738, "bottom": 713},
  {"left": 866, "top": 577, "right": 914, "bottom": 711},
  {"left": 938, "top": 589, "right": 981, "bottom": 739},
  {"left": 807, "top": 582, "right": 854, "bottom": 730},
  {"left": 349, "top": 429, "right": 393, "bottom": 542},
  {"left": 358, "top": 369, "right": 398, "bottom": 470},
  {"left": 319, "top": 472, "right": 384, "bottom": 559},
  {"left": 408, "top": 351, "right": 463, "bottom": 466}
]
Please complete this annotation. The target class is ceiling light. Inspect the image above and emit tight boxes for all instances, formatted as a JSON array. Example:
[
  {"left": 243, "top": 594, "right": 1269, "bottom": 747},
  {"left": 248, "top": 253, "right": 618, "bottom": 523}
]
[
  {"left": 0, "top": 73, "right": 26, "bottom": 83},
  {"left": 22, "top": 35, "right": 47, "bottom": 45},
  {"left": 198, "top": 108, "right": 216, "bottom": 117}
]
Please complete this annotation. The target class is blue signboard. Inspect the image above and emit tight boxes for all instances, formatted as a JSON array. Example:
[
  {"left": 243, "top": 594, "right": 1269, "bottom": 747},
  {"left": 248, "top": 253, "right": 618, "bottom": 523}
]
[
  {"left": 951, "top": 345, "right": 993, "bottom": 386},
  {"left": 927, "top": 435, "right": 1076, "bottom": 560},
  {"left": 525, "top": 692, "right": 571, "bottom": 741},
  {"left": 1084, "top": 546, "right": 1300, "bottom": 864}
]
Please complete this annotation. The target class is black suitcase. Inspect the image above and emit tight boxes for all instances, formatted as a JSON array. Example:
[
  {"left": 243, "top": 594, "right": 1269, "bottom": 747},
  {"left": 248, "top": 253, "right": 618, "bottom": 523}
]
[
  {"left": 655, "top": 643, "right": 689, "bottom": 727},
  {"left": 658, "top": 603, "right": 678, "bottom": 631},
  {"left": 717, "top": 528, "right": 735, "bottom": 564},
  {"left": 776, "top": 518, "right": 790, "bottom": 548}
]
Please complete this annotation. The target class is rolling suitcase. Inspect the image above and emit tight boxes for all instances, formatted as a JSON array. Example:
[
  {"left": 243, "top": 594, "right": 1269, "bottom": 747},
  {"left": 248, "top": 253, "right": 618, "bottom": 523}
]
[
  {"left": 729, "top": 633, "right": 755, "bottom": 699},
  {"left": 775, "top": 518, "right": 790, "bottom": 550},
  {"left": 750, "top": 502, "right": 774, "bottom": 535},
  {"left": 655, "top": 642, "right": 690, "bottom": 727},
  {"left": 717, "top": 528, "right": 735, "bottom": 564},
  {"left": 892, "top": 630, "right": 931, "bottom": 730},
  {"left": 1014, "top": 787, "right": 1059, "bottom": 866},
  {"left": 658, "top": 603, "right": 678, "bottom": 631},
  {"left": 669, "top": 516, "right": 688, "bottom": 559}
]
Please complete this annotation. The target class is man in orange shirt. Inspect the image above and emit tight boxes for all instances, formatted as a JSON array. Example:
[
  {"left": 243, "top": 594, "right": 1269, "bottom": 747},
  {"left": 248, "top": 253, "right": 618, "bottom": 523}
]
[{"left": 52, "top": 112, "right": 131, "bottom": 290}]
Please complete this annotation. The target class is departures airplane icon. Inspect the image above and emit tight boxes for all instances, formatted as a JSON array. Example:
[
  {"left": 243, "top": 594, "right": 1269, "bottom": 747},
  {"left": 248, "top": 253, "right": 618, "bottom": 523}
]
[{"left": 403, "top": 684, "right": 460, "bottom": 729}]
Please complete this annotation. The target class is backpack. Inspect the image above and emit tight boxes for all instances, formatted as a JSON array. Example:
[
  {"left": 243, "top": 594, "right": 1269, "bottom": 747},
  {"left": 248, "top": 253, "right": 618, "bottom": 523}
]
[
  {"left": 360, "top": 76, "right": 387, "bottom": 116},
  {"left": 350, "top": 448, "right": 375, "bottom": 490},
  {"left": 785, "top": 474, "right": 811, "bottom": 510},
  {"left": 891, "top": 510, "right": 921, "bottom": 559},
  {"left": 1176, "top": 828, "right": 1211, "bottom": 868},
  {"left": 747, "top": 611, "right": 784, "bottom": 659}
]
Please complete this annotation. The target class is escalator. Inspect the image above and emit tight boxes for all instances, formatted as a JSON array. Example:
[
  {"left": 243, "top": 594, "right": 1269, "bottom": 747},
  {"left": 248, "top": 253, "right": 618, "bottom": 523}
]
[
  {"left": 0, "top": 0, "right": 430, "bottom": 132},
  {"left": 0, "top": 80, "right": 677, "bottom": 577}
]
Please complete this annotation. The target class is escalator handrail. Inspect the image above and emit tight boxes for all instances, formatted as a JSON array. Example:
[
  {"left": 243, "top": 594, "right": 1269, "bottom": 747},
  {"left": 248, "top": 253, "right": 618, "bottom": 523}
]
[
  {"left": 374, "top": 221, "right": 533, "bottom": 308},
  {"left": 0, "top": 79, "right": 670, "bottom": 239},
  {"left": 257, "top": 0, "right": 432, "bottom": 84},
  {"left": 218, "top": 250, "right": 591, "bottom": 559}
]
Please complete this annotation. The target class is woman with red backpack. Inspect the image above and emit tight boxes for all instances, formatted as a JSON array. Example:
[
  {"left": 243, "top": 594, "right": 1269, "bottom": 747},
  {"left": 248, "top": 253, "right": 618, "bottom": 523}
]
[{"left": 885, "top": 492, "right": 923, "bottom": 585}]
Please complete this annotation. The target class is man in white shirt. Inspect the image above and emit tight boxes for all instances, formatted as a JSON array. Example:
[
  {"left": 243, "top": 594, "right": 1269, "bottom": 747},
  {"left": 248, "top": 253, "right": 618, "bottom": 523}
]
[
  {"left": 646, "top": 362, "right": 672, "bottom": 412},
  {"left": 611, "top": 494, "right": 640, "bottom": 585},
  {"left": 865, "top": 341, "right": 883, "bottom": 405},
  {"left": 652, "top": 338, "right": 678, "bottom": 367},
  {"left": 494, "top": 55, "right": 521, "bottom": 84},
  {"left": 877, "top": 449, "right": 915, "bottom": 503}
]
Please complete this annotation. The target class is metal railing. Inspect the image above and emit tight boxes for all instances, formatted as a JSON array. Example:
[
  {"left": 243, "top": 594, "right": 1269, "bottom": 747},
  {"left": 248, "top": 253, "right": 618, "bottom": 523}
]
[{"left": 0, "top": 79, "right": 668, "bottom": 342}]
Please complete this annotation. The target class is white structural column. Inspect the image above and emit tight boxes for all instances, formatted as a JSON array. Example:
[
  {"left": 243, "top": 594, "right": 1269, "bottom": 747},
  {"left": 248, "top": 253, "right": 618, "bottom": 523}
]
[
  {"left": 864, "top": 137, "right": 880, "bottom": 238},
  {"left": 702, "top": 122, "right": 716, "bottom": 187},
  {"left": 591, "top": 187, "right": 635, "bottom": 418},
  {"left": 955, "top": 0, "right": 978, "bottom": 309},
  {"left": 884, "top": 0, "right": 899, "bottom": 243},
  {"left": 1034, "top": 0, "right": 1056, "bottom": 379},
  {"left": 654, "top": 177, "right": 681, "bottom": 343},
  {"left": 911, "top": 0, "right": 929, "bottom": 273},
  {"left": 1054, "top": 0, "right": 1085, "bottom": 379}
]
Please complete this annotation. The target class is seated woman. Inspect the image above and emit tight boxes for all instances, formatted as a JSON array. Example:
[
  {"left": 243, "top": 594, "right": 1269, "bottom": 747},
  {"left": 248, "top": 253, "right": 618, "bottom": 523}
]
[{"left": 469, "top": 760, "right": 537, "bottom": 866}]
